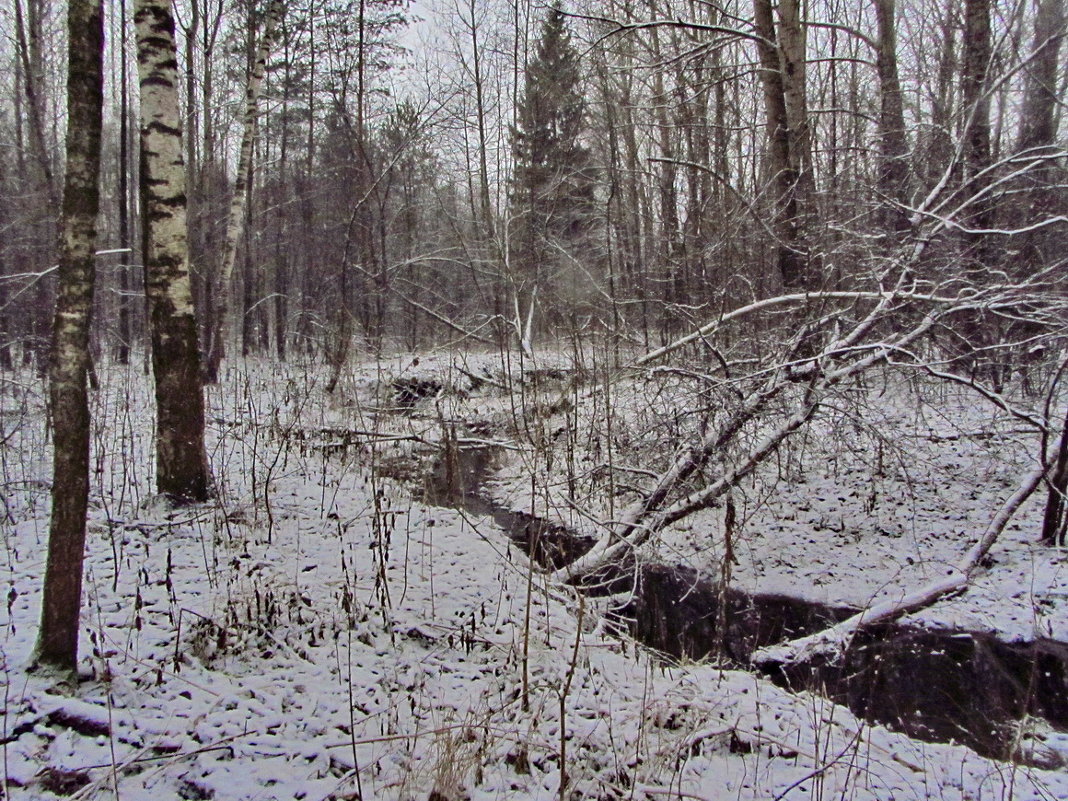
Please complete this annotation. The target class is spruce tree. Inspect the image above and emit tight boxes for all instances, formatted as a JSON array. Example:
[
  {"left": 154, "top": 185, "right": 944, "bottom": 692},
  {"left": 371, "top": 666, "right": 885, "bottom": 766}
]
[{"left": 510, "top": 3, "right": 595, "bottom": 331}]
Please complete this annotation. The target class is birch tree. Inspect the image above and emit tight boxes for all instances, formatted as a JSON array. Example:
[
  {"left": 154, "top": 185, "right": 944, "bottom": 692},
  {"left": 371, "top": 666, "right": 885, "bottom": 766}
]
[
  {"left": 36, "top": 0, "right": 105, "bottom": 670},
  {"left": 135, "top": 0, "right": 211, "bottom": 502},
  {"left": 204, "top": 0, "right": 285, "bottom": 383}
]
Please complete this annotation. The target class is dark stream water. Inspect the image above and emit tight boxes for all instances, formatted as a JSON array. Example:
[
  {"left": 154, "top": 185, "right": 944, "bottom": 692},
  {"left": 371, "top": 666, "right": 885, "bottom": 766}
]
[{"left": 420, "top": 442, "right": 1068, "bottom": 766}]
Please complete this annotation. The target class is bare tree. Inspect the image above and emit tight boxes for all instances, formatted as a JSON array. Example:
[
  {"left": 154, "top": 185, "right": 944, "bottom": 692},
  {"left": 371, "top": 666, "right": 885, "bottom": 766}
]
[
  {"left": 36, "top": 0, "right": 105, "bottom": 671},
  {"left": 1016, "top": 0, "right": 1066, "bottom": 158},
  {"left": 13, "top": 0, "right": 60, "bottom": 372},
  {"left": 874, "top": 0, "right": 911, "bottom": 232},
  {"left": 135, "top": 0, "right": 211, "bottom": 502},
  {"left": 960, "top": 0, "right": 993, "bottom": 257},
  {"left": 1012, "top": 0, "right": 1066, "bottom": 275},
  {"left": 115, "top": 0, "right": 135, "bottom": 365},
  {"left": 204, "top": 0, "right": 285, "bottom": 383},
  {"left": 0, "top": 155, "right": 14, "bottom": 371},
  {"left": 752, "top": 0, "right": 809, "bottom": 290}
]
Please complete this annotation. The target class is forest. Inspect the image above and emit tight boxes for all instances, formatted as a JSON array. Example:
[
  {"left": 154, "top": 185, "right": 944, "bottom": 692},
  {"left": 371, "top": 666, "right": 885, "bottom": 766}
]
[{"left": 1, "top": 0, "right": 1067, "bottom": 797}]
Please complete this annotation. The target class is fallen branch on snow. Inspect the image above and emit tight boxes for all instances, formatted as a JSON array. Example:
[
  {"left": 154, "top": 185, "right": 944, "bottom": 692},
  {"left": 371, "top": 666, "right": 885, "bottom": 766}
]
[
  {"left": 555, "top": 305, "right": 936, "bottom": 584},
  {"left": 750, "top": 461, "right": 1050, "bottom": 669}
]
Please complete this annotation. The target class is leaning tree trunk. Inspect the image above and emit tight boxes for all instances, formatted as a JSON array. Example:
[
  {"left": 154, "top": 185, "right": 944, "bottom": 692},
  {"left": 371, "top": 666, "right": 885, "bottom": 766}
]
[
  {"left": 204, "top": 0, "right": 284, "bottom": 383},
  {"left": 36, "top": 0, "right": 105, "bottom": 671},
  {"left": 135, "top": 0, "right": 211, "bottom": 502}
]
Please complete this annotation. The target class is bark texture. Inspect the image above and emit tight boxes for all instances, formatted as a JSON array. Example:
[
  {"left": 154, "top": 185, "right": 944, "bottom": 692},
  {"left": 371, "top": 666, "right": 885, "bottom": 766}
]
[
  {"left": 1041, "top": 405, "right": 1068, "bottom": 546},
  {"left": 1016, "top": 0, "right": 1064, "bottom": 156},
  {"left": 1011, "top": 0, "right": 1066, "bottom": 282},
  {"left": 961, "top": 0, "right": 993, "bottom": 241},
  {"left": 37, "top": 0, "right": 105, "bottom": 670},
  {"left": 752, "top": 0, "right": 808, "bottom": 290},
  {"left": 874, "top": 0, "right": 910, "bottom": 232},
  {"left": 135, "top": 0, "right": 211, "bottom": 502}
]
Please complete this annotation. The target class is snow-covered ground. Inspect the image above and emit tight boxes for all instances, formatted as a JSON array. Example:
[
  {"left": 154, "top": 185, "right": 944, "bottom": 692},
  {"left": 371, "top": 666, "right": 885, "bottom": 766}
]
[{"left": 1, "top": 349, "right": 1066, "bottom": 799}]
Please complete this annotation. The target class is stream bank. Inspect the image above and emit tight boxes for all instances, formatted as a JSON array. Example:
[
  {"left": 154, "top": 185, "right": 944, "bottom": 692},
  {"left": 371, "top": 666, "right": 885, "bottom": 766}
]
[{"left": 412, "top": 438, "right": 1068, "bottom": 766}]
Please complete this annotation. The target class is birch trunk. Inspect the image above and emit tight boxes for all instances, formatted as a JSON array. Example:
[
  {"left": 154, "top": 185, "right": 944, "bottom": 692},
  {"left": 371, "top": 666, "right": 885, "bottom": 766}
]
[
  {"left": 205, "top": 0, "right": 284, "bottom": 383},
  {"left": 135, "top": 0, "right": 211, "bottom": 502},
  {"left": 36, "top": 0, "right": 105, "bottom": 670}
]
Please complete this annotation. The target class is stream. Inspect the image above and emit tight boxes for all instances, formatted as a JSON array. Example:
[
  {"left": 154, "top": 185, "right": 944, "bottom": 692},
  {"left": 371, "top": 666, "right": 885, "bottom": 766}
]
[{"left": 415, "top": 438, "right": 1068, "bottom": 767}]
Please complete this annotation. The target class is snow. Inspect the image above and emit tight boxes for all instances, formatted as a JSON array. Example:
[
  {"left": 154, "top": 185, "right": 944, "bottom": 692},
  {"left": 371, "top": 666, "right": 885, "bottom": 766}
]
[{"left": 1, "top": 350, "right": 1066, "bottom": 799}]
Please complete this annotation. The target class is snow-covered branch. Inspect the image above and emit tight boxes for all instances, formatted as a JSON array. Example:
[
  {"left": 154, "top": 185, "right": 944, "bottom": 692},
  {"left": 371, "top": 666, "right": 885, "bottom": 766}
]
[{"left": 751, "top": 461, "right": 1050, "bottom": 669}]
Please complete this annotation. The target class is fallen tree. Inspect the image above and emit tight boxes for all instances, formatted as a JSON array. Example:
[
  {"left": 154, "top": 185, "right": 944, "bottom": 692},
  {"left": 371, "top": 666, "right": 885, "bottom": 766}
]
[
  {"left": 554, "top": 273, "right": 1062, "bottom": 585},
  {"left": 750, "top": 458, "right": 1052, "bottom": 669}
]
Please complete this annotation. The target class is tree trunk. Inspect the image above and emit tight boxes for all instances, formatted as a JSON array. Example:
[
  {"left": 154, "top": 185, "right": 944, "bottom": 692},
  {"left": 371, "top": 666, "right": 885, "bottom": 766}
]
[
  {"left": 15, "top": 0, "right": 59, "bottom": 375},
  {"left": 117, "top": 0, "right": 132, "bottom": 365},
  {"left": 0, "top": 281, "right": 11, "bottom": 372},
  {"left": 205, "top": 0, "right": 284, "bottom": 383},
  {"left": 961, "top": 0, "right": 993, "bottom": 246},
  {"left": 326, "top": 0, "right": 372, "bottom": 393},
  {"left": 776, "top": 0, "right": 818, "bottom": 286},
  {"left": 874, "top": 0, "right": 911, "bottom": 232},
  {"left": 957, "top": 0, "right": 999, "bottom": 379},
  {"left": 1041, "top": 405, "right": 1068, "bottom": 546},
  {"left": 194, "top": 0, "right": 224, "bottom": 370},
  {"left": 925, "top": 4, "right": 958, "bottom": 188},
  {"left": 1011, "top": 0, "right": 1066, "bottom": 285},
  {"left": 135, "top": 0, "right": 211, "bottom": 503},
  {"left": 0, "top": 149, "right": 13, "bottom": 371},
  {"left": 755, "top": 461, "right": 1048, "bottom": 668},
  {"left": 36, "top": 0, "right": 105, "bottom": 671},
  {"left": 14, "top": 0, "right": 58, "bottom": 208},
  {"left": 753, "top": 0, "right": 806, "bottom": 290},
  {"left": 1017, "top": 0, "right": 1066, "bottom": 155}
]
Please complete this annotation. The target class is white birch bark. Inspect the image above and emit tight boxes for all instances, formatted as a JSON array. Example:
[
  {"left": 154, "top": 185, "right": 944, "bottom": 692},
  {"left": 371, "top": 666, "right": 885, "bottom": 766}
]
[
  {"left": 205, "top": 0, "right": 285, "bottom": 381},
  {"left": 135, "top": 0, "right": 211, "bottom": 501}
]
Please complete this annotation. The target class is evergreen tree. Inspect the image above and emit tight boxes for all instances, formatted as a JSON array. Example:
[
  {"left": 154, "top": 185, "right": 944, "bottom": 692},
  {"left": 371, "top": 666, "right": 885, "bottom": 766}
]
[{"left": 510, "top": 3, "right": 596, "bottom": 332}]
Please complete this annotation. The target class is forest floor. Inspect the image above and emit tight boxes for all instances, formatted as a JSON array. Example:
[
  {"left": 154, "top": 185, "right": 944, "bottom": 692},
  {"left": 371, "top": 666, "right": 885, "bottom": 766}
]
[{"left": 1, "top": 346, "right": 1067, "bottom": 800}]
